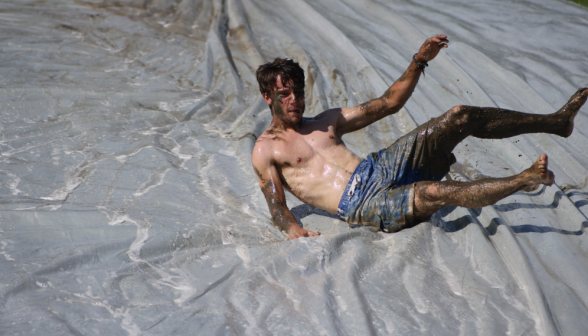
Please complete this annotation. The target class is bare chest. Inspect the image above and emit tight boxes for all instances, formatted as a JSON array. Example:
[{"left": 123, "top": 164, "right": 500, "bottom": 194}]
[{"left": 273, "top": 127, "right": 340, "bottom": 168}]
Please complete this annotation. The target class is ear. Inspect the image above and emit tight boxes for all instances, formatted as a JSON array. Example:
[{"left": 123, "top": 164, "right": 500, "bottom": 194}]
[{"left": 262, "top": 93, "right": 272, "bottom": 106}]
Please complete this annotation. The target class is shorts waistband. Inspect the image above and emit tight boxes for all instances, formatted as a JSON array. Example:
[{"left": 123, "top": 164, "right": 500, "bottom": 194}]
[{"left": 337, "top": 159, "right": 370, "bottom": 219}]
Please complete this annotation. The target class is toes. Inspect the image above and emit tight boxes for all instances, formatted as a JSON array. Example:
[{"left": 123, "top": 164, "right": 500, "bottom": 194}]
[
  {"left": 575, "top": 87, "right": 588, "bottom": 101},
  {"left": 534, "top": 155, "right": 549, "bottom": 175}
]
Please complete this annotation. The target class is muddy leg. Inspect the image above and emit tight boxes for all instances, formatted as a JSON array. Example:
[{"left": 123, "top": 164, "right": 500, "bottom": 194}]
[
  {"left": 413, "top": 154, "right": 554, "bottom": 220},
  {"left": 430, "top": 88, "right": 588, "bottom": 152}
]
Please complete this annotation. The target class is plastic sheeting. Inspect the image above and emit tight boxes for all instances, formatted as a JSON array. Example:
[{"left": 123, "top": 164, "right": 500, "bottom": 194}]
[{"left": 1, "top": 0, "right": 588, "bottom": 334}]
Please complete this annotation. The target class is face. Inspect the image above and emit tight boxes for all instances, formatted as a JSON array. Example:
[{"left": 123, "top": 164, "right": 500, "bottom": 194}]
[{"left": 263, "top": 75, "right": 305, "bottom": 126}]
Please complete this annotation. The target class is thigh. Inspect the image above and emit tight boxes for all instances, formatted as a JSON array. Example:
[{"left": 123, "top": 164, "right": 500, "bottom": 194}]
[
  {"left": 352, "top": 183, "right": 416, "bottom": 233},
  {"left": 373, "top": 120, "right": 456, "bottom": 187}
]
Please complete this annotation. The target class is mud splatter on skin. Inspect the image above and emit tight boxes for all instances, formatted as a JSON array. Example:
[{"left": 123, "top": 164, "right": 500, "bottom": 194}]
[
  {"left": 351, "top": 57, "right": 425, "bottom": 124},
  {"left": 265, "top": 128, "right": 283, "bottom": 135},
  {"left": 383, "top": 87, "right": 397, "bottom": 99},
  {"left": 357, "top": 69, "right": 416, "bottom": 115},
  {"left": 254, "top": 167, "right": 297, "bottom": 232},
  {"left": 271, "top": 93, "right": 286, "bottom": 117},
  {"left": 262, "top": 128, "right": 285, "bottom": 142},
  {"left": 429, "top": 88, "right": 588, "bottom": 154},
  {"left": 266, "top": 80, "right": 306, "bottom": 133},
  {"left": 404, "top": 88, "right": 588, "bottom": 222},
  {"left": 413, "top": 155, "right": 554, "bottom": 221},
  {"left": 349, "top": 88, "right": 587, "bottom": 229},
  {"left": 253, "top": 79, "right": 309, "bottom": 232},
  {"left": 557, "top": 87, "right": 588, "bottom": 136},
  {"left": 397, "top": 69, "right": 412, "bottom": 82}
]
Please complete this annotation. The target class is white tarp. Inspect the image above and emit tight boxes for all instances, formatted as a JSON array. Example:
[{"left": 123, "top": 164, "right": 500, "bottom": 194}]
[{"left": 1, "top": 0, "right": 587, "bottom": 334}]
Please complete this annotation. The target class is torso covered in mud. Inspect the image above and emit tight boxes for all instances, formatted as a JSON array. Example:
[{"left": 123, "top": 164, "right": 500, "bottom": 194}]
[{"left": 255, "top": 112, "right": 362, "bottom": 214}]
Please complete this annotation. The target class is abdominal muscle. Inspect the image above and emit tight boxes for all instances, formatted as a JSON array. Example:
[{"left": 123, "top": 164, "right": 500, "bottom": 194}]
[{"left": 281, "top": 145, "right": 362, "bottom": 214}]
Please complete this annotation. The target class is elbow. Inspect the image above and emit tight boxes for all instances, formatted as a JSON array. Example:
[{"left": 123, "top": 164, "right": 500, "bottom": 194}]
[
  {"left": 382, "top": 104, "right": 401, "bottom": 116},
  {"left": 385, "top": 100, "right": 403, "bottom": 114},
  {"left": 374, "top": 97, "right": 401, "bottom": 115}
]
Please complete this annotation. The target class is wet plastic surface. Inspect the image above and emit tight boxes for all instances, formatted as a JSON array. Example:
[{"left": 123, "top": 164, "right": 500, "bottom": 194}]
[{"left": 1, "top": 0, "right": 588, "bottom": 335}]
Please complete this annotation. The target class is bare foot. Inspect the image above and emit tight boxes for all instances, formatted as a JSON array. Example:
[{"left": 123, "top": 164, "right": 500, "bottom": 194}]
[
  {"left": 521, "top": 154, "right": 554, "bottom": 191},
  {"left": 555, "top": 87, "right": 588, "bottom": 137}
]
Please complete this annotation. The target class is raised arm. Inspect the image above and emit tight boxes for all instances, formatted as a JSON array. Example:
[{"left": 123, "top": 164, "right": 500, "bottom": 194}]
[
  {"left": 336, "top": 35, "right": 449, "bottom": 135},
  {"left": 251, "top": 143, "right": 320, "bottom": 240}
]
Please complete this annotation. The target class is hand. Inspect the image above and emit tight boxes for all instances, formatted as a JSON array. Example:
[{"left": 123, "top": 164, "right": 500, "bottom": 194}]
[
  {"left": 286, "top": 223, "right": 320, "bottom": 240},
  {"left": 415, "top": 34, "right": 449, "bottom": 63}
]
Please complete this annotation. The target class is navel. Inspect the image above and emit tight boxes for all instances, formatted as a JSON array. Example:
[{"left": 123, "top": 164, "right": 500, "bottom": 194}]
[
  {"left": 297, "top": 157, "right": 301, "bottom": 163},
  {"left": 329, "top": 135, "right": 334, "bottom": 139}
]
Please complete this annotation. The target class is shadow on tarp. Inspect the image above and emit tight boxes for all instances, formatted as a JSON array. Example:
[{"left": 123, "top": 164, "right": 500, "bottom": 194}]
[
  {"left": 433, "top": 205, "right": 587, "bottom": 236},
  {"left": 566, "top": 190, "right": 588, "bottom": 209},
  {"left": 290, "top": 203, "right": 340, "bottom": 228},
  {"left": 290, "top": 187, "right": 587, "bottom": 235},
  {"left": 490, "top": 188, "right": 566, "bottom": 212}
]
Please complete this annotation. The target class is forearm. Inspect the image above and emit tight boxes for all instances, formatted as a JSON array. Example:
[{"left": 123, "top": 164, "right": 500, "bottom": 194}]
[
  {"left": 269, "top": 203, "right": 300, "bottom": 232},
  {"left": 253, "top": 156, "right": 319, "bottom": 240},
  {"left": 270, "top": 203, "right": 320, "bottom": 240},
  {"left": 339, "top": 35, "right": 447, "bottom": 134},
  {"left": 355, "top": 59, "right": 422, "bottom": 124},
  {"left": 379, "top": 35, "right": 447, "bottom": 113},
  {"left": 381, "top": 59, "right": 424, "bottom": 111}
]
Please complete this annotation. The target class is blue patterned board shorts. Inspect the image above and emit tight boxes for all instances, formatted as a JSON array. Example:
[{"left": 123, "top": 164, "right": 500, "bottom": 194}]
[{"left": 337, "top": 120, "right": 456, "bottom": 232}]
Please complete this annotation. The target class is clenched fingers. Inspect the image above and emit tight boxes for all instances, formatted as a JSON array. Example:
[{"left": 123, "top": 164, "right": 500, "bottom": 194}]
[
  {"left": 426, "top": 35, "right": 449, "bottom": 49},
  {"left": 418, "top": 34, "right": 449, "bottom": 62}
]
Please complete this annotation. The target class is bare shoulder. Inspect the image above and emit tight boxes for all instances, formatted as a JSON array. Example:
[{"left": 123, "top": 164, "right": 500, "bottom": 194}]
[
  {"left": 254, "top": 129, "right": 289, "bottom": 175},
  {"left": 252, "top": 135, "right": 273, "bottom": 167}
]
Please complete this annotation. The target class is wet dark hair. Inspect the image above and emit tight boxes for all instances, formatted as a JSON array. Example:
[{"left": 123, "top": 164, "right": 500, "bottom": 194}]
[{"left": 256, "top": 58, "right": 305, "bottom": 97}]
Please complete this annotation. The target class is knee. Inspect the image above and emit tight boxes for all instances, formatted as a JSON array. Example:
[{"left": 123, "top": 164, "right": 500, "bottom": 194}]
[
  {"left": 414, "top": 182, "right": 446, "bottom": 219},
  {"left": 414, "top": 182, "right": 445, "bottom": 207},
  {"left": 445, "top": 105, "right": 471, "bottom": 125}
]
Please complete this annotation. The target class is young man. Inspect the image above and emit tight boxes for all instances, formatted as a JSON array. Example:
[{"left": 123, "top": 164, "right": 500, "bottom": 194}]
[{"left": 251, "top": 34, "right": 588, "bottom": 240}]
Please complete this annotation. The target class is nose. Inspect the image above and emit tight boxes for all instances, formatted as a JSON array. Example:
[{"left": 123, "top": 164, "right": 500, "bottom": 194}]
[{"left": 292, "top": 91, "right": 303, "bottom": 103}]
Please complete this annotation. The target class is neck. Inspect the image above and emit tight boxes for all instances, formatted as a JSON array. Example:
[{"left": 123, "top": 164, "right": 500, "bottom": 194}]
[
  {"left": 269, "top": 112, "right": 302, "bottom": 131},
  {"left": 270, "top": 118, "right": 300, "bottom": 132}
]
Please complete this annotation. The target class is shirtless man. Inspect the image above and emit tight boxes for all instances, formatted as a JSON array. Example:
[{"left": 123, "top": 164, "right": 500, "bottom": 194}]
[{"left": 251, "top": 34, "right": 588, "bottom": 240}]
